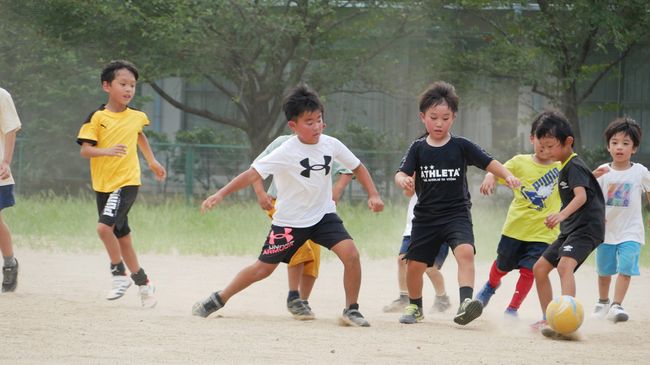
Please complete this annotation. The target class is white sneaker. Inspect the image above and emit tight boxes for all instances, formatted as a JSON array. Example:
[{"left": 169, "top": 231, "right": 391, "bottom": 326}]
[
  {"left": 591, "top": 300, "right": 610, "bottom": 319},
  {"left": 606, "top": 304, "right": 629, "bottom": 323},
  {"left": 139, "top": 283, "right": 157, "bottom": 308},
  {"left": 106, "top": 275, "right": 132, "bottom": 300}
]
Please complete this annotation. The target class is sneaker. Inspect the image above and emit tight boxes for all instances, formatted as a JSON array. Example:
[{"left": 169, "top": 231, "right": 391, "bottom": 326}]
[
  {"left": 192, "top": 292, "right": 224, "bottom": 318},
  {"left": 287, "top": 298, "right": 315, "bottom": 320},
  {"left": 1, "top": 260, "right": 18, "bottom": 293},
  {"left": 541, "top": 325, "right": 579, "bottom": 341},
  {"left": 606, "top": 303, "right": 629, "bottom": 323},
  {"left": 592, "top": 299, "right": 611, "bottom": 319},
  {"left": 139, "top": 283, "right": 157, "bottom": 308},
  {"left": 382, "top": 296, "right": 408, "bottom": 313},
  {"left": 399, "top": 304, "right": 424, "bottom": 324},
  {"left": 504, "top": 307, "right": 518, "bottom": 319},
  {"left": 432, "top": 295, "right": 451, "bottom": 312},
  {"left": 106, "top": 275, "right": 132, "bottom": 300},
  {"left": 453, "top": 298, "right": 483, "bottom": 325},
  {"left": 339, "top": 307, "right": 370, "bottom": 327},
  {"left": 530, "top": 319, "right": 547, "bottom": 332},
  {"left": 475, "top": 281, "right": 499, "bottom": 308}
]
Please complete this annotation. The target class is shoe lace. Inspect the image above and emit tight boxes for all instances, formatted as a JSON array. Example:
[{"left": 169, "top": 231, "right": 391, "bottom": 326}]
[{"left": 404, "top": 304, "right": 420, "bottom": 316}]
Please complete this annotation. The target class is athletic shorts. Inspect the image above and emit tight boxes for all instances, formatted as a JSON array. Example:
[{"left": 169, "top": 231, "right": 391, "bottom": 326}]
[
  {"left": 95, "top": 186, "right": 139, "bottom": 238},
  {"left": 596, "top": 241, "right": 641, "bottom": 276},
  {"left": 406, "top": 217, "right": 475, "bottom": 267},
  {"left": 400, "top": 236, "right": 449, "bottom": 270},
  {"left": 495, "top": 235, "right": 548, "bottom": 272},
  {"left": 0, "top": 184, "right": 15, "bottom": 210},
  {"left": 258, "top": 213, "right": 352, "bottom": 265},
  {"left": 542, "top": 232, "right": 599, "bottom": 271}
]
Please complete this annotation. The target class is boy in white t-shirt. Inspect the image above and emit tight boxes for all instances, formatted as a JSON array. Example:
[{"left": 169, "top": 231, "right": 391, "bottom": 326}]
[
  {"left": 192, "top": 84, "right": 384, "bottom": 327},
  {"left": 0, "top": 88, "right": 21, "bottom": 293},
  {"left": 592, "top": 117, "right": 650, "bottom": 323}
]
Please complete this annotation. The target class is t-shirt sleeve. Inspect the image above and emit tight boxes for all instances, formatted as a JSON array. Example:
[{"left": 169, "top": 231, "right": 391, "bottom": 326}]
[
  {"left": 0, "top": 90, "right": 21, "bottom": 134},
  {"left": 567, "top": 162, "right": 591, "bottom": 190},
  {"left": 640, "top": 164, "right": 650, "bottom": 192},
  {"left": 332, "top": 138, "right": 360, "bottom": 171},
  {"left": 76, "top": 112, "right": 100, "bottom": 146},
  {"left": 251, "top": 143, "right": 288, "bottom": 180},
  {"left": 461, "top": 137, "right": 494, "bottom": 170},
  {"left": 398, "top": 140, "right": 418, "bottom": 176}
]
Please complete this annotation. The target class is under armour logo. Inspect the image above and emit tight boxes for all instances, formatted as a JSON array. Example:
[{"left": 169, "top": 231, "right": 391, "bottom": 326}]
[
  {"left": 268, "top": 228, "right": 294, "bottom": 245},
  {"left": 300, "top": 156, "right": 332, "bottom": 178}
]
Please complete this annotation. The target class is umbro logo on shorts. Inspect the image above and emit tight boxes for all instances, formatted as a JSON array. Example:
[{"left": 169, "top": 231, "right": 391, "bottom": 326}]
[{"left": 562, "top": 245, "right": 574, "bottom": 252}]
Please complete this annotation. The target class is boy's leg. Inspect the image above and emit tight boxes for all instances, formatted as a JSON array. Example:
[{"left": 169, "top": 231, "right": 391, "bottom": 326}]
[
  {"left": 533, "top": 257, "right": 554, "bottom": 318},
  {"left": 116, "top": 233, "right": 156, "bottom": 308},
  {"left": 286, "top": 241, "right": 315, "bottom": 319},
  {"left": 0, "top": 213, "right": 13, "bottom": 258},
  {"left": 330, "top": 239, "right": 361, "bottom": 307},
  {"left": 0, "top": 212, "right": 18, "bottom": 293},
  {"left": 384, "top": 236, "right": 412, "bottom": 312},
  {"left": 451, "top": 243, "right": 483, "bottom": 325},
  {"left": 607, "top": 241, "right": 639, "bottom": 322},
  {"left": 425, "top": 267, "right": 446, "bottom": 297},
  {"left": 557, "top": 257, "right": 579, "bottom": 296},
  {"left": 97, "top": 223, "right": 122, "bottom": 265},
  {"left": 399, "top": 259, "right": 427, "bottom": 324},
  {"left": 299, "top": 241, "right": 320, "bottom": 300},
  {"left": 612, "top": 274, "right": 631, "bottom": 305}
]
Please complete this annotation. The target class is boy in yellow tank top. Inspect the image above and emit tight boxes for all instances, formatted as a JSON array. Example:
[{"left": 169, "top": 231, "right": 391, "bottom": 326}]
[
  {"left": 476, "top": 114, "right": 561, "bottom": 317},
  {"left": 77, "top": 60, "right": 166, "bottom": 308}
]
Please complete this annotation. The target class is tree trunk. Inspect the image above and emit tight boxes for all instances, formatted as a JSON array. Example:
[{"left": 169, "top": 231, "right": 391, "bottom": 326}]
[{"left": 560, "top": 86, "right": 582, "bottom": 152}]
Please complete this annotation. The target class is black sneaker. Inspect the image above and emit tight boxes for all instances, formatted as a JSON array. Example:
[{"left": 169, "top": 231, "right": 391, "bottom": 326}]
[
  {"left": 453, "top": 298, "right": 483, "bottom": 325},
  {"left": 339, "top": 307, "right": 370, "bottom": 327},
  {"left": 287, "top": 298, "right": 315, "bottom": 320},
  {"left": 2, "top": 259, "right": 18, "bottom": 293},
  {"left": 192, "top": 292, "right": 224, "bottom": 318}
]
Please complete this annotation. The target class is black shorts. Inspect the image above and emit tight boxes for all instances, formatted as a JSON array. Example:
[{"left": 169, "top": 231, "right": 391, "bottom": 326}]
[
  {"left": 495, "top": 235, "right": 548, "bottom": 272},
  {"left": 542, "top": 232, "right": 600, "bottom": 271},
  {"left": 96, "top": 186, "right": 139, "bottom": 238},
  {"left": 406, "top": 217, "right": 475, "bottom": 267},
  {"left": 258, "top": 213, "right": 352, "bottom": 264}
]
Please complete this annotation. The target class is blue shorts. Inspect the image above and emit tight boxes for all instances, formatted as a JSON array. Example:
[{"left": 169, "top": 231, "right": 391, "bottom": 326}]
[
  {"left": 596, "top": 241, "right": 641, "bottom": 276},
  {"left": 495, "top": 235, "right": 548, "bottom": 272},
  {"left": 0, "top": 185, "right": 15, "bottom": 210},
  {"left": 400, "top": 236, "right": 449, "bottom": 270}
]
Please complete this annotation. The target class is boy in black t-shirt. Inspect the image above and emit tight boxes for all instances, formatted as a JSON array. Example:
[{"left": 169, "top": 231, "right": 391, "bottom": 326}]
[
  {"left": 531, "top": 111, "right": 605, "bottom": 340},
  {"left": 395, "top": 81, "right": 520, "bottom": 326}
]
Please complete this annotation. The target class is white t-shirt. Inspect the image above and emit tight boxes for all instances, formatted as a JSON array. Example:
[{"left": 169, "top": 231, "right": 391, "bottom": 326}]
[
  {"left": 402, "top": 194, "right": 417, "bottom": 237},
  {"left": 0, "top": 88, "right": 22, "bottom": 186},
  {"left": 252, "top": 134, "right": 360, "bottom": 227},
  {"left": 597, "top": 162, "right": 650, "bottom": 245}
]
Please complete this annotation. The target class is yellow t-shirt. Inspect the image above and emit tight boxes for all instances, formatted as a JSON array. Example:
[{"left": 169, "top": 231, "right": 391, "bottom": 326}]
[
  {"left": 499, "top": 154, "right": 561, "bottom": 243},
  {"left": 76, "top": 106, "right": 149, "bottom": 192}
]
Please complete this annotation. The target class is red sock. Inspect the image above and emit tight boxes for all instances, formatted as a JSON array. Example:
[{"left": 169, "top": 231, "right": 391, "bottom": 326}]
[
  {"left": 508, "top": 267, "right": 534, "bottom": 310},
  {"left": 488, "top": 261, "right": 506, "bottom": 289}
]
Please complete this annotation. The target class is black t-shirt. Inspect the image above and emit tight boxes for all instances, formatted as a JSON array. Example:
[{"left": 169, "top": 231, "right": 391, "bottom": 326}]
[
  {"left": 558, "top": 154, "right": 605, "bottom": 240},
  {"left": 398, "top": 135, "right": 493, "bottom": 225}
]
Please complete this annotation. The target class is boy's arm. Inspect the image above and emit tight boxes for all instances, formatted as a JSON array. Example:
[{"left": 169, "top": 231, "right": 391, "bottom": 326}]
[
  {"left": 137, "top": 132, "right": 166, "bottom": 181},
  {"left": 79, "top": 141, "right": 127, "bottom": 158},
  {"left": 252, "top": 178, "right": 273, "bottom": 211},
  {"left": 352, "top": 163, "right": 383, "bottom": 212},
  {"left": 485, "top": 160, "right": 520, "bottom": 189},
  {"left": 544, "top": 186, "right": 587, "bottom": 229},
  {"left": 332, "top": 173, "right": 353, "bottom": 204},
  {"left": 395, "top": 171, "right": 415, "bottom": 195},
  {"left": 0, "top": 129, "right": 17, "bottom": 180},
  {"left": 479, "top": 172, "right": 497, "bottom": 196},
  {"left": 201, "top": 168, "right": 263, "bottom": 213}
]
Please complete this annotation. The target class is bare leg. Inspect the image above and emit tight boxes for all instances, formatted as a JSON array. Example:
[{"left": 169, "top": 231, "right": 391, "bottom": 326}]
[
  {"left": 533, "top": 257, "right": 554, "bottom": 316},
  {"left": 406, "top": 260, "right": 427, "bottom": 299},
  {"left": 597, "top": 275, "right": 611, "bottom": 300},
  {"left": 287, "top": 263, "right": 303, "bottom": 291},
  {"left": 220, "top": 260, "right": 279, "bottom": 302},
  {"left": 0, "top": 214, "right": 13, "bottom": 258},
  {"left": 613, "top": 274, "right": 631, "bottom": 304},
  {"left": 299, "top": 274, "right": 316, "bottom": 300},
  {"left": 453, "top": 243, "right": 475, "bottom": 288},
  {"left": 557, "top": 257, "right": 578, "bottom": 297},
  {"left": 425, "top": 266, "right": 446, "bottom": 296},
  {"left": 330, "top": 239, "right": 361, "bottom": 307},
  {"left": 397, "top": 253, "right": 407, "bottom": 292},
  {"left": 117, "top": 233, "right": 141, "bottom": 274},
  {"left": 97, "top": 223, "right": 122, "bottom": 264}
]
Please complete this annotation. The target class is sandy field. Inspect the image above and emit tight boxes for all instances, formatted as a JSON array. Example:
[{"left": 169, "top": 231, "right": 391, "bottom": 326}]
[{"left": 1, "top": 248, "right": 648, "bottom": 364}]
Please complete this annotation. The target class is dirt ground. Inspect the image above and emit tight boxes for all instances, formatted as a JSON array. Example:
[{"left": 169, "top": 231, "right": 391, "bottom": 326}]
[{"left": 1, "top": 248, "right": 648, "bottom": 364}]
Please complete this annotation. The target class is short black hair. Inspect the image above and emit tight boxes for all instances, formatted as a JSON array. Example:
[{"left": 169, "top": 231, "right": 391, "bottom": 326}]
[
  {"left": 604, "top": 116, "right": 641, "bottom": 148},
  {"left": 101, "top": 60, "right": 139, "bottom": 84},
  {"left": 534, "top": 111, "right": 574, "bottom": 146},
  {"left": 282, "top": 83, "right": 323, "bottom": 122},
  {"left": 419, "top": 81, "right": 459, "bottom": 113}
]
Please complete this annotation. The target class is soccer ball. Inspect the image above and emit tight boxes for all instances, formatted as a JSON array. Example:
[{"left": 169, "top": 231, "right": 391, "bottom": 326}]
[{"left": 546, "top": 295, "right": 584, "bottom": 335}]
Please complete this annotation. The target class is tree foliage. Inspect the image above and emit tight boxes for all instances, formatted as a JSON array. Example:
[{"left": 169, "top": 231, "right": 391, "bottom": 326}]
[{"left": 429, "top": 0, "right": 650, "bottom": 148}]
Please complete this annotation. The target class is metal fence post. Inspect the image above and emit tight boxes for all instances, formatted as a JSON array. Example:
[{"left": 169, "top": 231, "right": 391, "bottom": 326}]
[{"left": 184, "top": 145, "right": 194, "bottom": 203}]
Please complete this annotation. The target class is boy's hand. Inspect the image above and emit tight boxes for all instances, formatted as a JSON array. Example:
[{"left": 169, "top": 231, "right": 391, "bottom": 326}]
[
  {"left": 256, "top": 192, "right": 273, "bottom": 211},
  {"left": 201, "top": 193, "right": 223, "bottom": 213},
  {"left": 480, "top": 174, "right": 496, "bottom": 196},
  {"left": 0, "top": 161, "right": 10, "bottom": 180},
  {"left": 544, "top": 213, "right": 564, "bottom": 229},
  {"left": 503, "top": 175, "right": 520, "bottom": 189},
  {"left": 367, "top": 194, "right": 384, "bottom": 212},
  {"left": 593, "top": 165, "right": 610, "bottom": 179},
  {"left": 148, "top": 159, "right": 167, "bottom": 181},
  {"left": 105, "top": 144, "right": 127, "bottom": 157},
  {"left": 397, "top": 175, "right": 415, "bottom": 192}
]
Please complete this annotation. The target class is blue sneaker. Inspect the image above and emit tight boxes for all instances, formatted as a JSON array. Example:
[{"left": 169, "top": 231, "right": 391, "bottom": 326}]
[
  {"left": 504, "top": 307, "right": 518, "bottom": 319},
  {"left": 475, "top": 281, "right": 499, "bottom": 308}
]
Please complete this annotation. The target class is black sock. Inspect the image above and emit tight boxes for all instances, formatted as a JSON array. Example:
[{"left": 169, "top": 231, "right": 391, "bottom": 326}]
[
  {"left": 205, "top": 292, "right": 225, "bottom": 311},
  {"left": 287, "top": 290, "right": 300, "bottom": 302},
  {"left": 110, "top": 261, "right": 126, "bottom": 276},
  {"left": 130, "top": 268, "right": 149, "bottom": 286},
  {"left": 348, "top": 303, "right": 359, "bottom": 310},
  {"left": 410, "top": 297, "right": 423, "bottom": 308},
  {"left": 459, "top": 286, "right": 473, "bottom": 303}
]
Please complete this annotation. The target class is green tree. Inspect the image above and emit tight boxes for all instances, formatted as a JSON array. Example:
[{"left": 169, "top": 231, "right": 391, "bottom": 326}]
[
  {"left": 428, "top": 0, "right": 650, "bottom": 148},
  {"left": 7, "top": 0, "right": 414, "bottom": 157}
]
